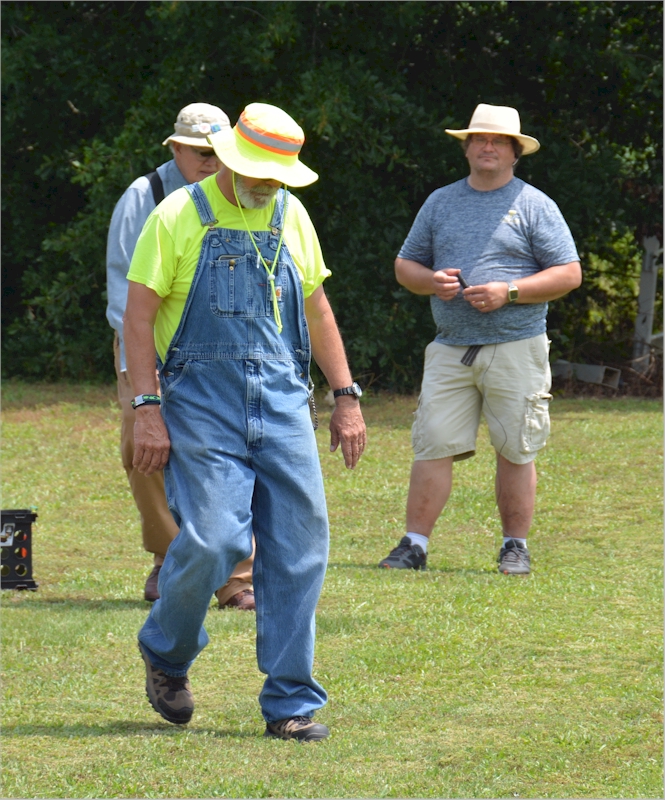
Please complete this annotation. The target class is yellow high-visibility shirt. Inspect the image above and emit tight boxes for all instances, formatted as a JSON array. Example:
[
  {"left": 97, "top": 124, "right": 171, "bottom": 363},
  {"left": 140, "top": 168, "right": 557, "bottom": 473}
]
[{"left": 127, "top": 174, "right": 330, "bottom": 362}]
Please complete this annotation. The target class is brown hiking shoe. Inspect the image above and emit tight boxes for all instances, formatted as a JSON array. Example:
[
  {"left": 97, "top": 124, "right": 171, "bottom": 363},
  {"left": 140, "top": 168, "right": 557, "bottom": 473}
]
[
  {"left": 218, "top": 588, "right": 256, "bottom": 611},
  {"left": 138, "top": 642, "right": 194, "bottom": 725},
  {"left": 144, "top": 565, "right": 161, "bottom": 602},
  {"left": 264, "top": 716, "right": 329, "bottom": 742}
]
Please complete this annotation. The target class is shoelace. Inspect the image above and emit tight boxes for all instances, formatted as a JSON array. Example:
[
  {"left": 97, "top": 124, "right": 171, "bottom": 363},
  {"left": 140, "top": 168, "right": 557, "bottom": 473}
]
[
  {"left": 276, "top": 716, "right": 311, "bottom": 730},
  {"left": 162, "top": 674, "right": 188, "bottom": 691},
  {"left": 499, "top": 543, "right": 527, "bottom": 561}
]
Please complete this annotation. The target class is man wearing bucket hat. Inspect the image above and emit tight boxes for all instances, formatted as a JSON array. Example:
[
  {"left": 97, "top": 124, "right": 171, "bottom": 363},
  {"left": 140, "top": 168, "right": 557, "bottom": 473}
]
[
  {"left": 378, "top": 103, "right": 581, "bottom": 576},
  {"left": 125, "top": 102, "right": 366, "bottom": 740},
  {"left": 106, "top": 103, "right": 257, "bottom": 611}
]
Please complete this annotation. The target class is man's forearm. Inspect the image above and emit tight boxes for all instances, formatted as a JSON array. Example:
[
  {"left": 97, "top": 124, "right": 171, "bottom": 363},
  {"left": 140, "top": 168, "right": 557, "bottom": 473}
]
[
  {"left": 395, "top": 257, "right": 439, "bottom": 295},
  {"left": 124, "top": 281, "right": 164, "bottom": 396},
  {"left": 124, "top": 281, "right": 170, "bottom": 475},
  {"left": 307, "top": 304, "right": 353, "bottom": 390},
  {"left": 125, "top": 317, "right": 160, "bottom": 396},
  {"left": 304, "top": 286, "right": 366, "bottom": 469},
  {"left": 511, "top": 261, "right": 582, "bottom": 304}
]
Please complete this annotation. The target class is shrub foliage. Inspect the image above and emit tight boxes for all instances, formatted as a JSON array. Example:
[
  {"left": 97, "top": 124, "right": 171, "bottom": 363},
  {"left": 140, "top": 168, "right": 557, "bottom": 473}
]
[{"left": 2, "top": 1, "right": 662, "bottom": 386}]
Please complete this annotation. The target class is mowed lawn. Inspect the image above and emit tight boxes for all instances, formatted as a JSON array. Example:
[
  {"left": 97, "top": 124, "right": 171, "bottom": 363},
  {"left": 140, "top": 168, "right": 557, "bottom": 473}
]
[{"left": 1, "top": 381, "right": 662, "bottom": 798}]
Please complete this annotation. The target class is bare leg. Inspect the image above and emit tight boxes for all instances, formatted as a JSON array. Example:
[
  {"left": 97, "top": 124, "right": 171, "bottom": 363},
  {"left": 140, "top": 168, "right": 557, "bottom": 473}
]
[
  {"left": 495, "top": 454, "right": 536, "bottom": 537},
  {"left": 405, "top": 457, "right": 454, "bottom": 537}
]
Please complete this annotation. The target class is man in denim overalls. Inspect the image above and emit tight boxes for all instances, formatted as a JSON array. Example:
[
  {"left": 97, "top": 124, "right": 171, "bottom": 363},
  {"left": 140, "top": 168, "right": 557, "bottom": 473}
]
[{"left": 124, "top": 103, "right": 366, "bottom": 742}]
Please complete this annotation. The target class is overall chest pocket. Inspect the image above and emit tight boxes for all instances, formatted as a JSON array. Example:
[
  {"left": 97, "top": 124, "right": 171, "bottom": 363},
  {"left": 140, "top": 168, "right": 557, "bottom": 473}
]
[{"left": 209, "top": 254, "right": 273, "bottom": 318}]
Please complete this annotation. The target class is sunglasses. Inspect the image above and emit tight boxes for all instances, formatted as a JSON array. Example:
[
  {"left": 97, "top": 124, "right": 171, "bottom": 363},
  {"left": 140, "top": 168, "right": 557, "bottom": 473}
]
[{"left": 188, "top": 146, "right": 218, "bottom": 161}]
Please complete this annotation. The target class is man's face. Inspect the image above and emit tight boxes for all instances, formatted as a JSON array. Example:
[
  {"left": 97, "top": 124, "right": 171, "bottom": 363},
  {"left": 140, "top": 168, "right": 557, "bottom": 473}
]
[
  {"left": 234, "top": 174, "right": 281, "bottom": 209},
  {"left": 172, "top": 142, "right": 221, "bottom": 183},
  {"left": 464, "top": 134, "right": 516, "bottom": 177}
]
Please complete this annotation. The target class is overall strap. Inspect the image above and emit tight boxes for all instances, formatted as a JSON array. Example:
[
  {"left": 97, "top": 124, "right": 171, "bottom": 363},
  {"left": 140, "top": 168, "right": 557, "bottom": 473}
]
[
  {"left": 185, "top": 182, "right": 218, "bottom": 227},
  {"left": 163, "top": 183, "right": 219, "bottom": 358}
]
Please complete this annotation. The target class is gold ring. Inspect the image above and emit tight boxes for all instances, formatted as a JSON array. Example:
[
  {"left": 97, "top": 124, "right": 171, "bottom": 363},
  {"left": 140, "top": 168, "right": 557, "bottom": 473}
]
[{"left": 481, "top": 301, "right": 486, "bottom": 307}]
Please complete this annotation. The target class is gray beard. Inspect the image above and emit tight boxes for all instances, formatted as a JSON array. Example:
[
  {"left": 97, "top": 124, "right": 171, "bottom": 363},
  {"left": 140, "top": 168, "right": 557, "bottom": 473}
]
[{"left": 235, "top": 177, "right": 279, "bottom": 209}]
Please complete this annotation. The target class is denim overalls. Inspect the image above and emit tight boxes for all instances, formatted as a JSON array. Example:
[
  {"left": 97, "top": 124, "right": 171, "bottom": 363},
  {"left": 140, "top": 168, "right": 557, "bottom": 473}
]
[{"left": 138, "top": 184, "right": 329, "bottom": 723}]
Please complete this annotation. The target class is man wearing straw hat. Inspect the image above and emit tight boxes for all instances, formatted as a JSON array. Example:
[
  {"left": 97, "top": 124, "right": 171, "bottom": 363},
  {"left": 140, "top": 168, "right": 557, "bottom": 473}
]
[
  {"left": 125, "top": 102, "right": 366, "bottom": 741},
  {"left": 378, "top": 103, "right": 581, "bottom": 576},
  {"left": 107, "top": 102, "right": 257, "bottom": 611}
]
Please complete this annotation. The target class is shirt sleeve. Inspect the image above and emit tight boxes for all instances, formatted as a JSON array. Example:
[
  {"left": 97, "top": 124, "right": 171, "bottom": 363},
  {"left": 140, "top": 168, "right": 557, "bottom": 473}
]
[
  {"left": 398, "top": 195, "right": 435, "bottom": 267},
  {"left": 529, "top": 197, "right": 580, "bottom": 269},
  {"left": 105, "top": 180, "right": 155, "bottom": 369},
  {"left": 127, "top": 208, "right": 178, "bottom": 298},
  {"left": 284, "top": 195, "right": 331, "bottom": 298}
]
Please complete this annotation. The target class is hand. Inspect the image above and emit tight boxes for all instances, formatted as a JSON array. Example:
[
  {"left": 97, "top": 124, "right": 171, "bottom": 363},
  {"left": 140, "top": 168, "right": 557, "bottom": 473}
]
[
  {"left": 432, "top": 269, "right": 466, "bottom": 301},
  {"left": 463, "top": 281, "right": 510, "bottom": 312},
  {"left": 329, "top": 397, "right": 367, "bottom": 470},
  {"left": 133, "top": 405, "right": 171, "bottom": 476}
]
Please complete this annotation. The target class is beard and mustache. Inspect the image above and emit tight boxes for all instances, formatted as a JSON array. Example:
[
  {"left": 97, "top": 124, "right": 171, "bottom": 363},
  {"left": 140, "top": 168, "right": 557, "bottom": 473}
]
[{"left": 234, "top": 175, "right": 280, "bottom": 209}]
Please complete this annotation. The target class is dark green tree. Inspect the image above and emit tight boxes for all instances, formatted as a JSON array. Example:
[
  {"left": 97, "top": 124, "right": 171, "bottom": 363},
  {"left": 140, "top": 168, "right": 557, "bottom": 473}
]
[{"left": 2, "top": 1, "right": 662, "bottom": 386}]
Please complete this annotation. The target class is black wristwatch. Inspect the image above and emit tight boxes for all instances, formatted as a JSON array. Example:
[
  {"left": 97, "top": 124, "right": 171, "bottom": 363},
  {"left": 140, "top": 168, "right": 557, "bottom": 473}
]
[
  {"left": 131, "top": 394, "right": 161, "bottom": 409},
  {"left": 333, "top": 382, "right": 363, "bottom": 400},
  {"left": 507, "top": 281, "right": 519, "bottom": 303}
]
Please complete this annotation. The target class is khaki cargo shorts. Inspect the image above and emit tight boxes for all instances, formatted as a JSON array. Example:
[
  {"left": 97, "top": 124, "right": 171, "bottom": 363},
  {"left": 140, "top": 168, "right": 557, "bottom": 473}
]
[{"left": 412, "top": 334, "right": 552, "bottom": 465}]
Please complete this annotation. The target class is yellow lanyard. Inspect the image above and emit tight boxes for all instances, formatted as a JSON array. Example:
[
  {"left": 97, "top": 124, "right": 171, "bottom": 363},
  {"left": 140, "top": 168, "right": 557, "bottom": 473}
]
[{"left": 233, "top": 174, "right": 288, "bottom": 334}]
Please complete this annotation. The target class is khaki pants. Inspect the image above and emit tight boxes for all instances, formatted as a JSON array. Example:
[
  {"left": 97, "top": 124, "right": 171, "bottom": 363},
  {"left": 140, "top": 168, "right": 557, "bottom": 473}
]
[{"left": 114, "top": 334, "right": 253, "bottom": 604}]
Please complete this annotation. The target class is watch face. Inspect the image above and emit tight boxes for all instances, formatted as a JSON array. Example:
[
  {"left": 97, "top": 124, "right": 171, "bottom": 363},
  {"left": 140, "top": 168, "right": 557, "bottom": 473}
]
[{"left": 352, "top": 382, "right": 363, "bottom": 398}]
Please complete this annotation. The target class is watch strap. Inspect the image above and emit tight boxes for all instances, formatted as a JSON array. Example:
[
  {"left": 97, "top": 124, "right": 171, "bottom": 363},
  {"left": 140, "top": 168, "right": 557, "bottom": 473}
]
[
  {"left": 131, "top": 394, "right": 161, "bottom": 409},
  {"left": 333, "top": 383, "right": 362, "bottom": 399}
]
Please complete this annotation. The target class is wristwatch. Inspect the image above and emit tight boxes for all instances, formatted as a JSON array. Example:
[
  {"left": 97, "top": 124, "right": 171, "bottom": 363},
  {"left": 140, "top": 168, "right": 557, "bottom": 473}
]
[
  {"left": 333, "top": 382, "right": 363, "bottom": 400},
  {"left": 131, "top": 394, "right": 161, "bottom": 409},
  {"left": 507, "top": 281, "right": 519, "bottom": 304}
]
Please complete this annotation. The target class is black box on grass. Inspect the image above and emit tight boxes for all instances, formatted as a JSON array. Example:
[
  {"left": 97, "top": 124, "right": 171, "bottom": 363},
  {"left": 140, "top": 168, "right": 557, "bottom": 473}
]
[{"left": 1, "top": 509, "right": 38, "bottom": 590}]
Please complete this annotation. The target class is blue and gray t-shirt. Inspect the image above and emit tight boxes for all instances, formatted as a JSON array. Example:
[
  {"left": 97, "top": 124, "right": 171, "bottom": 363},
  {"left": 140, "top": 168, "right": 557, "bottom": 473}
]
[{"left": 398, "top": 177, "right": 579, "bottom": 345}]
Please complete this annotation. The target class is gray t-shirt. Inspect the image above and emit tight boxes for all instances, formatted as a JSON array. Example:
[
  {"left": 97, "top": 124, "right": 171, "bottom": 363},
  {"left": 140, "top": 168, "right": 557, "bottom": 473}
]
[{"left": 398, "top": 177, "right": 579, "bottom": 345}]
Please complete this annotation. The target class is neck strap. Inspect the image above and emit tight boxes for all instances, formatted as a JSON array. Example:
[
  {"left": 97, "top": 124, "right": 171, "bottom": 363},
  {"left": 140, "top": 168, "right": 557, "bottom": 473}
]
[{"left": 233, "top": 173, "right": 288, "bottom": 334}]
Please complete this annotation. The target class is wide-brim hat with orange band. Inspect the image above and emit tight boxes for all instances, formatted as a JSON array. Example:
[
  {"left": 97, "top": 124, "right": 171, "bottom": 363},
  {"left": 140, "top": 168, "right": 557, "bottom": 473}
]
[
  {"left": 207, "top": 102, "right": 318, "bottom": 187},
  {"left": 445, "top": 103, "right": 540, "bottom": 155}
]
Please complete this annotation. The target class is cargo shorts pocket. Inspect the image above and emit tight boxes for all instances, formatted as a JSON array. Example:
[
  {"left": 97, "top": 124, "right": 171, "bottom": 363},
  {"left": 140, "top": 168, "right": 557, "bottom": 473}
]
[{"left": 520, "top": 392, "right": 552, "bottom": 454}]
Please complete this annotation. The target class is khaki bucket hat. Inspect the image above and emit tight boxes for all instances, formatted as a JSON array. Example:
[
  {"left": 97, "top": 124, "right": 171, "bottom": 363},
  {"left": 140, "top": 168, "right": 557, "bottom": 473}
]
[
  {"left": 445, "top": 103, "right": 540, "bottom": 155},
  {"left": 207, "top": 102, "right": 318, "bottom": 187},
  {"left": 162, "top": 103, "right": 231, "bottom": 147}
]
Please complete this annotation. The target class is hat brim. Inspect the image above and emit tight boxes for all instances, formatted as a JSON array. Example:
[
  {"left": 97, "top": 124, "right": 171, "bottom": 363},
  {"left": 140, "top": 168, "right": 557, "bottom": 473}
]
[
  {"left": 445, "top": 127, "right": 540, "bottom": 155},
  {"left": 162, "top": 134, "right": 218, "bottom": 148},
  {"left": 207, "top": 128, "right": 318, "bottom": 187}
]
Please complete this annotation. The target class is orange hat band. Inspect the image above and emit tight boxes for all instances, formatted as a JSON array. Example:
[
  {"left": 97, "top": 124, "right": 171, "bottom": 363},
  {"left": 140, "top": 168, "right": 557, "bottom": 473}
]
[{"left": 236, "top": 113, "right": 303, "bottom": 157}]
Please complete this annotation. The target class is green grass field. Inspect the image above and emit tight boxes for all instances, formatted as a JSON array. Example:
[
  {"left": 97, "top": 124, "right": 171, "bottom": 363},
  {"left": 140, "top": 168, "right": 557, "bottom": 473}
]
[{"left": 1, "top": 382, "right": 662, "bottom": 798}]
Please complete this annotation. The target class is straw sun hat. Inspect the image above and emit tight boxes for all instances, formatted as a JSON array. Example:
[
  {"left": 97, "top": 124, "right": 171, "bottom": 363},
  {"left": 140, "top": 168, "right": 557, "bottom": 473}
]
[
  {"left": 207, "top": 102, "right": 318, "bottom": 187},
  {"left": 445, "top": 103, "right": 540, "bottom": 155}
]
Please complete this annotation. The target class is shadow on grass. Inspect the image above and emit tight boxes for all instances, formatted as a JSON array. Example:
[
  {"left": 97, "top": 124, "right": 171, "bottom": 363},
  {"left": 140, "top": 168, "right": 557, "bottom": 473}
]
[
  {"left": 327, "top": 561, "right": 494, "bottom": 575},
  {"left": 1, "top": 721, "right": 256, "bottom": 739},
  {"left": 3, "top": 597, "right": 158, "bottom": 611}
]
